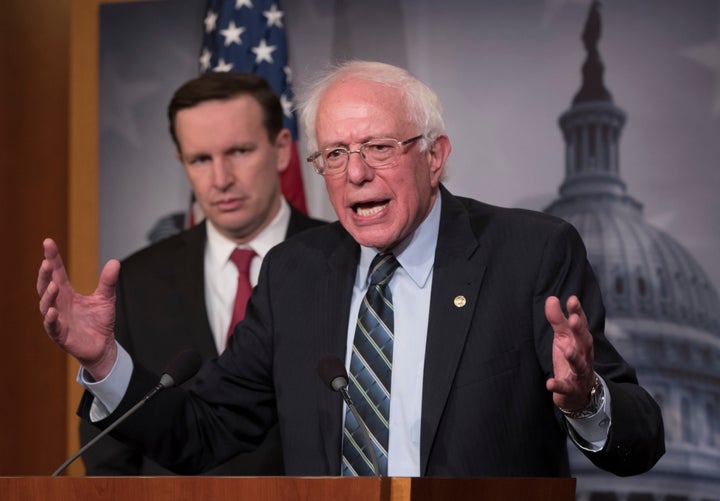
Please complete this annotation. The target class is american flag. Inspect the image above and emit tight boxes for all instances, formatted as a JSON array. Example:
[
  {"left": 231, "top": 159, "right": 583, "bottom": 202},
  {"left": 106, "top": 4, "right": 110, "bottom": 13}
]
[{"left": 199, "top": 0, "right": 307, "bottom": 213}]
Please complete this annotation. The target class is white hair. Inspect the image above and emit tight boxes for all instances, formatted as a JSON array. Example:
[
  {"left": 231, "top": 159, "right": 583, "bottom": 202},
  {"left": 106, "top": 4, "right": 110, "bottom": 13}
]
[{"left": 297, "top": 60, "right": 446, "bottom": 154}]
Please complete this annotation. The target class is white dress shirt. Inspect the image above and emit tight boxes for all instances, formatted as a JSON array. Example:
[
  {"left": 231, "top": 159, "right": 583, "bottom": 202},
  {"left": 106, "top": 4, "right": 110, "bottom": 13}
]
[
  {"left": 204, "top": 199, "right": 291, "bottom": 352},
  {"left": 345, "top": 192, "right": 440, "bottom": 476}
]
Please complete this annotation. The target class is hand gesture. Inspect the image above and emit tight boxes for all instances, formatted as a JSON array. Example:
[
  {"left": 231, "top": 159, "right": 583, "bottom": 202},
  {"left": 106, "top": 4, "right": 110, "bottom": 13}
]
[
  {"left": 544, "top": 295, "right": 596, "bottom": 411},
  {"left": 37, "top": 238, "right": 120, "bottom": 380}
]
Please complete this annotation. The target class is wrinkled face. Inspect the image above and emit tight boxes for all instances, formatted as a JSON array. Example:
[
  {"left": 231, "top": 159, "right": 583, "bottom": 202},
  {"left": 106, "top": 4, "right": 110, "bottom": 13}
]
[
  {"left": 315, "top": 79, "right": 450, "bottom": 251},
  {"left": 175, "top": 95, "right": 290, "bottom": 243}
]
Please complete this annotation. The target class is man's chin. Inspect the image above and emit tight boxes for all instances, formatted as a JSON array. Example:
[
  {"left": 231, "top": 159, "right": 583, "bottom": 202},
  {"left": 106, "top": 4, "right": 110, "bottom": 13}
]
[
  {"left": 346, "top": 226, "right": 396, "bottom": 251},
  {"left": 208, "top": 216, "right": 254, "bottom": 237}
]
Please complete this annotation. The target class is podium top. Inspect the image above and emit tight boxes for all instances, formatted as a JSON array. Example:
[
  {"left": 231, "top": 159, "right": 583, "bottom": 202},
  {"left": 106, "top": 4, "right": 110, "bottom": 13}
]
[{"left": 0, "top": 476, "right": 575, "bottom": 501}]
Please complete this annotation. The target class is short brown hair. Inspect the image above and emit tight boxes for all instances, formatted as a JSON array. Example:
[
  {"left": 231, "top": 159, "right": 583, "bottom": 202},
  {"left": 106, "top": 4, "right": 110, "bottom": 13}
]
[{"left": 167, "top": 72, "right": 284, "bottom": 151}]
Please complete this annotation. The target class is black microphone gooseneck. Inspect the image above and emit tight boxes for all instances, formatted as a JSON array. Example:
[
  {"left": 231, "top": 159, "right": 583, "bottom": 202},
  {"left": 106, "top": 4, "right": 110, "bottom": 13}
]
[
  {"left": 52, "top": 349, "right": 202, "bottom": 477},
  {"left": 317, "top": 355, "right": 381, "bottom": 477}
]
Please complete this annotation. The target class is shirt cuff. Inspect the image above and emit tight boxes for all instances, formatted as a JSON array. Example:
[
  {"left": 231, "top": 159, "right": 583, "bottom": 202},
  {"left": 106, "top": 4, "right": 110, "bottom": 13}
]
[
  {"left": 76, "top": 342, "right": 134, "bottom": 422},
  {"left": 565, "top": 374, "right": 612, "bottom": 451}
]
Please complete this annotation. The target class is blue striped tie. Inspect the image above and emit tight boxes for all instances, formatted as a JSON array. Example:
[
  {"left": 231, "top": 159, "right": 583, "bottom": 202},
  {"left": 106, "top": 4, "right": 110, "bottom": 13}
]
[{"left": 342, "top": 253, "right": 400, "bottom": 476}]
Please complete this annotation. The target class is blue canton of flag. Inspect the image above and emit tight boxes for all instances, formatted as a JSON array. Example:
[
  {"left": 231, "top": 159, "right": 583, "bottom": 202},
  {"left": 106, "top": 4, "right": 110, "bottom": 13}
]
[{"left": 199, "top": 0, "right": 307, "bottom": 212}]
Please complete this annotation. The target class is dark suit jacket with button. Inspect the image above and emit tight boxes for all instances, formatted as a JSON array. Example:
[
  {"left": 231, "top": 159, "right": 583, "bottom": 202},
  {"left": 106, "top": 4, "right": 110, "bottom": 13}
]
[
  {"left": 79, "top": 206, "right": 325, "bottom": 476},
  {"left": 79, "top": 186, "right": 664, "bottom": 477}
]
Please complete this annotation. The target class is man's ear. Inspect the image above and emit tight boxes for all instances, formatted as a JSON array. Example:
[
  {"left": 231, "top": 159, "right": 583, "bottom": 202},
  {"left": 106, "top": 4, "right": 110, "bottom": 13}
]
[
  {"left": 275, "top": 128, "right": 292, "bottom": 173},
  {"left": 427, "top": 135, "right": 451, "bottom": 185}
]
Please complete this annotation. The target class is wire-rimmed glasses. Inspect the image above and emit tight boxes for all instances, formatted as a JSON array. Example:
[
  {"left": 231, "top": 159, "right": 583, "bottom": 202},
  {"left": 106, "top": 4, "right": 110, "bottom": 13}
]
[{"left": 306, "top": 135, "right": 424, "bottom": 176}]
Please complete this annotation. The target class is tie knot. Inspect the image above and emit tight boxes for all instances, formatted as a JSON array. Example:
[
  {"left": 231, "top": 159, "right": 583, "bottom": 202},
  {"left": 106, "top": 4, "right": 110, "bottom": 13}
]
[
  {"left": 368, "top": 253, "right": 399, "bottom": 287},
  {"left": 229, "top": 248, "right": 256, "bottom": 275}
]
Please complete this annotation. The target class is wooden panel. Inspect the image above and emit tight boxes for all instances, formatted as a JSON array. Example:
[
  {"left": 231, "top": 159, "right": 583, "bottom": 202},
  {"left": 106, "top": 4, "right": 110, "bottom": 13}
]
[
  {"left": 0, "top": 0, "right": 71, "bottom": 475},
  {"left": 0, "top": 477, "right": 391, "bottom": 501},
  {"left": 0, "top": 477, "right": 575, "bottom": 501},
  {"left": 65, "top": 0, "right": 147, "bottom": 475},
  {"left": 66, "top": 0, "right": 102, "bottom": 476},
  {"left": 407, "top": 477, "right": 576, "bottom": 501}
]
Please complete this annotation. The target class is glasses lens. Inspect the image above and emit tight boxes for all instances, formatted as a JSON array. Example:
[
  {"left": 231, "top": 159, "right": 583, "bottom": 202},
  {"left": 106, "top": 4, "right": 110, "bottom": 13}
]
[
  {"left": 362, "top": 140, "right": 399, "bottom": 167},
  {"left": 321, "top": 147, "right": 349, "bottom": 172}
]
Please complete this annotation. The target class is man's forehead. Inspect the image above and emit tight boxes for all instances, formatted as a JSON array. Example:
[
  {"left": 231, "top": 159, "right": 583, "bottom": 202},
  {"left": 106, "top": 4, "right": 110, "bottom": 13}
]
[{"left": 321, "top": 77, "right": 402, "bottom": 105}]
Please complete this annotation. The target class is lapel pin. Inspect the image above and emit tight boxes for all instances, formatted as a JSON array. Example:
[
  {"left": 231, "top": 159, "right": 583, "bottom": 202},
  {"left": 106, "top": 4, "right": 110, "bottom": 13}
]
[{"left": 454, "top": 295, "right": 467, "bottom": 308}]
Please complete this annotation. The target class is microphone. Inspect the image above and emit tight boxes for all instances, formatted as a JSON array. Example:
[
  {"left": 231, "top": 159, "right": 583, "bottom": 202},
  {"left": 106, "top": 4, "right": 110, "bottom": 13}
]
[
  {"left": 317, "top": 355, "right": 381, "bottom": 476},
  {"left": 52, "top": 349, "right": 202, "bottom": 477}
]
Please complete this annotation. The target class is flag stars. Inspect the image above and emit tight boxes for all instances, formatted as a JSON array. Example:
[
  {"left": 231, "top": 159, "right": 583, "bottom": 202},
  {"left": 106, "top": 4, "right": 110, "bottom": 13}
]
[
  {"left": 199, "top": 48, "right": 212, "bottom": 71},
  {"left": 264, "top": 4, "right": 284, "bottom": 28},
  {"left": 204, "top": 10, "right": 218, "bottom": 33},
  {"left": 280, "top": 93, "right": 293, "bottom": 118},
  {"left": 213, "top": 58, "right": 234, "bottom": 72},
  {"left": 251, "top": 39, "right": 276, "bottom": 64},
  {"left": 220, "top": 21, "right": 246, "bottom": 47},
  {"left": 235, "top": 0, "right": 253, "bottom": 9},
  {"left": 284, "top": 65, "right": 293, "bottom": 84}
]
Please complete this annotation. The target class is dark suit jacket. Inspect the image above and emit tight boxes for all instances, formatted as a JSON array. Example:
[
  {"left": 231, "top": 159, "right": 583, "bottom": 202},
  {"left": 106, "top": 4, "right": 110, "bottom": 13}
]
[
  {"left": 80, "top": 186, "right": 664, "bottom": 477},
  {"left": 79, "top": 206, "right": 325, "bottom": 475}
]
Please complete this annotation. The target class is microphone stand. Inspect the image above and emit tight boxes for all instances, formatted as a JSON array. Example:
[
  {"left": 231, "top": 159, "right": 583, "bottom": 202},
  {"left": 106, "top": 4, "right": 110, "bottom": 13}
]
[{"left": 338, "top": 386, "right": 381, "bottom": 476}]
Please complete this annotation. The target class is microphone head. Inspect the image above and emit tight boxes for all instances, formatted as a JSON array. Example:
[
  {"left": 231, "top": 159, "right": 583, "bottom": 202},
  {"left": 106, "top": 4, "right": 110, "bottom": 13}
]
[
  {"left": 317, "top": 355, "right": 348, "bottom": 392},
  {"left": 159, "top": 349, "right": 202, "bottom": 388}
]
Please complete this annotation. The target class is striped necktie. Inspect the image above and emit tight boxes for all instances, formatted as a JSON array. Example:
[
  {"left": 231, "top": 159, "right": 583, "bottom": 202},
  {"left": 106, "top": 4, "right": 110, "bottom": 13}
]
[{"left": 342, "top": 253, "right": 400, "bottom": 476}]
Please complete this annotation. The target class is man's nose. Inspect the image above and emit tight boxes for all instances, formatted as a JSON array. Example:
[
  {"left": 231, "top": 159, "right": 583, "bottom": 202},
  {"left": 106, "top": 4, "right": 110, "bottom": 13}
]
[
  {"left": 212, "top": 158, "right": 234, "bottom": 188},
  {"left": 346, "top": 150, "right": 373, "bottom": 184}
]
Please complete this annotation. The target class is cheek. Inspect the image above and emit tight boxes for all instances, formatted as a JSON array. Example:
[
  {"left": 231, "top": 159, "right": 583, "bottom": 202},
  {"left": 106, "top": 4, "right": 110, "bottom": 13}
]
[
  {"left": 249, "top": 163, "right": 282, "bottom": 197},
  {"left": 394, "top": 171, "right": 432, "bottom": 223},
  {"left": 185, "top": 171, "right": 211, "bottom": 199},
  {"left": 323, "top": 178, "right": 345, "bottom": 208}
]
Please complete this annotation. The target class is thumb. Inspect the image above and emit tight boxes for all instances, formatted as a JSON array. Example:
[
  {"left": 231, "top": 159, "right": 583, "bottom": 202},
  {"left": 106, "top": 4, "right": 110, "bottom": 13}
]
[{"left": 96, "top": 259, "right": 120, "bottom": 299}]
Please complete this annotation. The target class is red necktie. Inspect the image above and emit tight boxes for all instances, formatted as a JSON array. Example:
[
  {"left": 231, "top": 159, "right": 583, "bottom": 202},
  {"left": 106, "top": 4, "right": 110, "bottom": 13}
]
[{"left": 226, "top": 248, "right": 256, "bottom": 344}]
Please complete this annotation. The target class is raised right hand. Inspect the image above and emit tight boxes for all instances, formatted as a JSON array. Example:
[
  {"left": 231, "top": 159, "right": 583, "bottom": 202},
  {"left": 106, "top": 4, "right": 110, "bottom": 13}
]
[{"left": 37, "top": 238, "right": 120, "bottom": 380}]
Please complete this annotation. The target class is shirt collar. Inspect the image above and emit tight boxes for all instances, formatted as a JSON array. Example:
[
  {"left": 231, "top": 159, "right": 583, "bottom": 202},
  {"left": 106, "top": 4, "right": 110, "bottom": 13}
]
[
  {"left": 206, "top": 197, "right": 291, "bottom": 267},
  {"left": 357, "top": 192, "right": 442, "bottom": 288}
]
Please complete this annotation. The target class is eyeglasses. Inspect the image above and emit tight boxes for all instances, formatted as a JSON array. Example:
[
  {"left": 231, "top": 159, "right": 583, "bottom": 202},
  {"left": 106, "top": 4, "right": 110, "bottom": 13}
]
[{"left": 306, "top": 135, "right": 424, "bottom": 176}]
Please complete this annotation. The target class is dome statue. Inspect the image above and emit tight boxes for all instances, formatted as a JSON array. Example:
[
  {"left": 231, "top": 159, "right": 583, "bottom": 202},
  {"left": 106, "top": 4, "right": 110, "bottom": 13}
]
[{"left": 545, "top": 2, "right": 720, "bottom": 499}]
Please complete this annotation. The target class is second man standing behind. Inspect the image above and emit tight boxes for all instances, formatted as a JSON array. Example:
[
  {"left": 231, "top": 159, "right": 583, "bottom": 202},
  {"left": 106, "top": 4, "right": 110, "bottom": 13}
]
[{"left": 80, "top": 72, "right": 325, "bottom": 475}]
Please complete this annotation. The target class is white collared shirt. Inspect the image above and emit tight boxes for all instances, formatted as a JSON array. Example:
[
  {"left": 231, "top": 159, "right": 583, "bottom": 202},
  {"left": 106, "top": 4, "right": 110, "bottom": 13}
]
[
  {"left": 204, "top": 199, "right": 290, "bottom": 352},
  {"left": 346, "top": 193, "right": 441, "bottom": 476}
]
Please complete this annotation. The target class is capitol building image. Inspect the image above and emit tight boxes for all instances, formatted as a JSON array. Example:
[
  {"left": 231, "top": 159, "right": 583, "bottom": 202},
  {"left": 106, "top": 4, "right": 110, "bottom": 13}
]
[{"left": 543, "top": 2, "right": 720, "bottom": 500}]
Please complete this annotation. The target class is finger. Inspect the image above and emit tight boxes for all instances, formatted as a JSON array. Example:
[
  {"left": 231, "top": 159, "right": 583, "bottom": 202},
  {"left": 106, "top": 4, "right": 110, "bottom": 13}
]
[
  {"left": 39, "top": 280, "right": 59, "bottom": 317},
  {"left": 559, "top": 335, "right": 594, "bottom": 382},
  {"left": 566, "top": 296, "right": 589, "bottom": 331},
  {"left": 43, "top": 238, "right": 69, "bottom": 286},
  {"left": 546, "top": 377, "right": 575, "bottom": 396},
  {"left": 544, "top": 296, "right": 568, "bottom": 328},
  {"left": 36, "top": 259, "right": 53, "bottom": 296},
  {"left": 566, "top": 295, "right": 580, "bottom": 312},
  {"left": 95, "top": 259, "right": 121, "bottom": 299},
  {"left": 565, "top": 354, "right": 591, "bottom": 378},
  {"left": 44, "top": 307, "right": 61, "bottom": 338}
]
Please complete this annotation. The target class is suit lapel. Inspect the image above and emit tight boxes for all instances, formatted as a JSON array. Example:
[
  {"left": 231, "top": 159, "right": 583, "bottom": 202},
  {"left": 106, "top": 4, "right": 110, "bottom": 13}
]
[
  {"left": 306, "top": 191, "right": 488, "bottom": 474},
  {"left": 315, "top": 225, "right": 359, "bottom": 474},
  {"left": 420, "top": 187, "right": 487, "bottom": 474}
]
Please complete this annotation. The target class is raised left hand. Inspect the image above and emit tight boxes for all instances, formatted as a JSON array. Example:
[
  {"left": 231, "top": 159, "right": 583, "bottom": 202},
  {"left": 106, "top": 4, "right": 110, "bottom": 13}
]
[{"left": 544, "top": 295, "right": 596, "bottom": 411}]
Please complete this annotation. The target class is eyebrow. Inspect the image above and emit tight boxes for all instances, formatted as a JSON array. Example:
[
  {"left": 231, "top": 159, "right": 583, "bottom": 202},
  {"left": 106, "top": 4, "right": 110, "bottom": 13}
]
[{"left": 319, "top": 135, "right": 392, "bottom": 149}]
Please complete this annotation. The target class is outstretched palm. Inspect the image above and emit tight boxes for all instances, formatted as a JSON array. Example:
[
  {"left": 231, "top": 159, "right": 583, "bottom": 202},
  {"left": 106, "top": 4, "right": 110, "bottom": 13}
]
[
  {"left": 545, "top": 295, "right": 595, "bottom": 411},
  {"left": 38, "top": 238, "right": 119, "bottom": 378}
]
